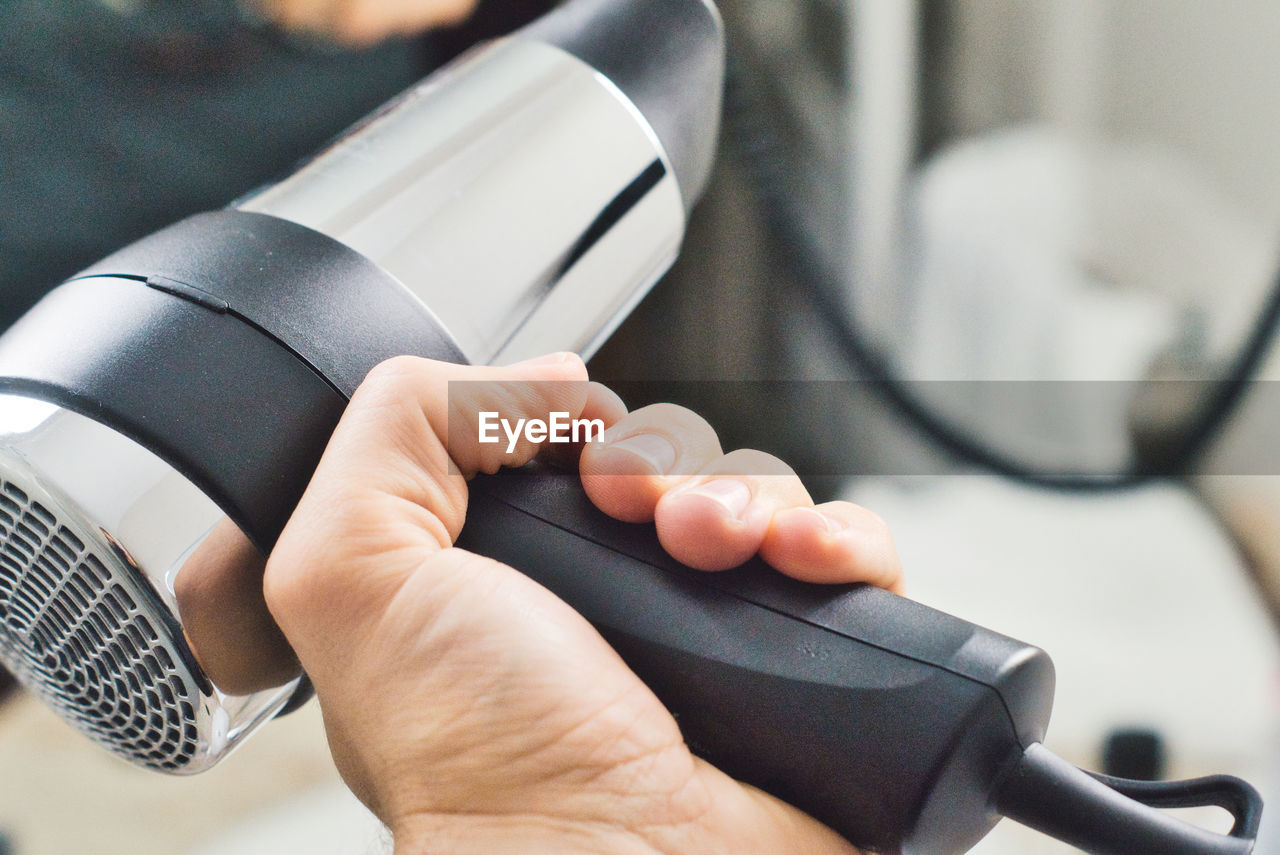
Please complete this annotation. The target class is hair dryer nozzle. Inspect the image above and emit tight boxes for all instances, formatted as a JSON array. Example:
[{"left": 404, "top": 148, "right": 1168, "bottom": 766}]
[{"left": 519, "top": 0, "right": 724, "bottom": 213}]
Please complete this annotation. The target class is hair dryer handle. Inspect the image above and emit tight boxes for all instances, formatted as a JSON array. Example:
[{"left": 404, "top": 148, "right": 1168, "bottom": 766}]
[{"left": 456, "top": 465, "right": 1056, "bottom": 854}]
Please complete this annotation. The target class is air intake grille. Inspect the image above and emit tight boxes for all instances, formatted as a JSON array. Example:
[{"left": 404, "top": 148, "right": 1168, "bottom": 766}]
[{"left": 0, "top": 478, "right": 202, "bottom": 771}]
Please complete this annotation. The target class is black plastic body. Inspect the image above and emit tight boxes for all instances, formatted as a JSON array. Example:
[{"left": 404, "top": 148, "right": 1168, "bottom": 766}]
[{"left": 459, "top": 466, "right": 1055, "bottom": 854}]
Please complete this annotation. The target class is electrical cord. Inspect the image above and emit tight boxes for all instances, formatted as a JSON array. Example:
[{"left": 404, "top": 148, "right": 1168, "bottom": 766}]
[
  {"left": 1086, "top": 769, "right": 1264, "bottom": 840},
  {"left": 995, "top": 743, "right": 1261, "bottom": 855},
  {"left": 721, "top": 47, "right": 1280, "bottom": 492}
]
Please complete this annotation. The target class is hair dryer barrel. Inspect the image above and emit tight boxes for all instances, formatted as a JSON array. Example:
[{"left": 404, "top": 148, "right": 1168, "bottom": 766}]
[
  {"left": 233, "top": 0, "right": 723, "bottom": 367},
  {"left": 0, "top": 0, "right": 723, "bottom": 774}
]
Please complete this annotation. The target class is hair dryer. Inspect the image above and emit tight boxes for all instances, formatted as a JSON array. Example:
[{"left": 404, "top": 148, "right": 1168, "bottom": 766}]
[{"left": 0, "top": 0, "right": 1262, "bottom": 852}]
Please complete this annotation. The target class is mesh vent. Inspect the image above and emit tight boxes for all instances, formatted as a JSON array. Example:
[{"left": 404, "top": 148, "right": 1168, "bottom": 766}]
[{"left": 0, "top": 478, "right": 202, "bottom": 771}]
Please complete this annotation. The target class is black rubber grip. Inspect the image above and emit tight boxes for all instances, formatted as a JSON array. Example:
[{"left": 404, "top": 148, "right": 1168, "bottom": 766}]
[
  {"left": 457, "top": 465, "right": 1056, "bottom": 855},
  {"left": 0, "top": 275, "right": 348, "bottom": 554},
  {"left": 72, "top": 210, "right": 467, "bottom": 397}
]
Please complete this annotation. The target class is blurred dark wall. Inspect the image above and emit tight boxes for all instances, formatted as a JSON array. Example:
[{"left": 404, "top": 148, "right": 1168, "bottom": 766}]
[{"left": 0, "top": 0, "right": 552, "bottom": 332}]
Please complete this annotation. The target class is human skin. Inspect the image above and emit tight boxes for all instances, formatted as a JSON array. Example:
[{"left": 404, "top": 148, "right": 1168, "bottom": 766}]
[
  {"left": 254, "top": 0, "right": 481, "bottom": 46},
  {"left": 263, "top": 353, "right": 901, "bottom": 853}
]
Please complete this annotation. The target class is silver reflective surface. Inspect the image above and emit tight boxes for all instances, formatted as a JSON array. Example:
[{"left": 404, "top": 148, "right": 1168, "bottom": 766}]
[
  {"left": 238, "top": 38, "right": 685, "bottom": 366},
  {"left": 0, "top": 394, "right": 301, "bottom": 773}
]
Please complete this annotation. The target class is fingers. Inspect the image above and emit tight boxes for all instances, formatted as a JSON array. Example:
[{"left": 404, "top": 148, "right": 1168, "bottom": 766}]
[
  {"left": 583, "top": 408, "right": 903, "bottom": 589},
  {"left": 326, "top": 352, "right": 588, "bottom": 537},
  {"left": 270, "top": 352, "right": 904, "bottom": 658},
  {"left": 266, "top": 353, "right": 591, "bottom": 632},
  {"left": 761, "top": 502, "right": 904, "bottom": 593},
  {"left": 657, "top": 462, "right": 903, "bottom": 588},
  {"left": 449, "top": 362, "right": 593, "bottom": 478},
  {"left": 653, "top": 449, "right": 810, "bottom": 572},
  {"left": 579, "top": 403, "right": 723, "bottom": 522},
  {"left": 581, "top": 382, "right": 630, "bottom": 428},
  {"left": 541, "top": 382, "right": 629, "bottom": 470}
]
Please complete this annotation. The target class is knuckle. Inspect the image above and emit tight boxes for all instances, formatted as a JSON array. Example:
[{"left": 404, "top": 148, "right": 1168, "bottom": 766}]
[
  {"left": 362, "top": 355, "right": 431, "bottom": 391},
  {"left": 354, "top": 356, "right": 445, "bottom": 426},
  {"left": 262, "top": 546, "right": 313, "bottom": 618}
]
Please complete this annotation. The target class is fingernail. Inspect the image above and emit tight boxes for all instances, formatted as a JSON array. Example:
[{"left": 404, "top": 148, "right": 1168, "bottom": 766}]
[
  {"left": 514, "top": 352, "right": 576, "bottom": 367},
  {"left": 688, "top": 479, "right": 753, "bottom": 519},
  {"left": 609, "top": 433, "right": 678, "bottom": 474}
]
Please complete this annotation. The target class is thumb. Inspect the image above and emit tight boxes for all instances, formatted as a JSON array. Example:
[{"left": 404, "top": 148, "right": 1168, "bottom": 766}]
[
  {"left": 309, "top": 351, "right": 588, "bottom": 538},
  {"left": 264, "top": 353, "right": 588, "bottom": 644}
]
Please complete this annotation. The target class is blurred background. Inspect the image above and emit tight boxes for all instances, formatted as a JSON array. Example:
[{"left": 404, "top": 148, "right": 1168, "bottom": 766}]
[
  {"left": 596, "top": 1, "right": 1280, "bottom": 852},
  {"left": 2, "top": 0, "right": 1280, "bottom": 853}
]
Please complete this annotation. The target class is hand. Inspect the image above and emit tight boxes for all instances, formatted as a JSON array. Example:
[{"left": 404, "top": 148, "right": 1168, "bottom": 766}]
[
  {"left": 263, "top": 353, "right": 902, "bottom": 854},
  {"left": 253, "top": 0, "right": 480, "bottom": 46}
]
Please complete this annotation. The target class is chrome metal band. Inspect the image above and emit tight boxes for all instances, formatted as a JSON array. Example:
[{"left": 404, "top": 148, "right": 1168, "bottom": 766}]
[{"left": 237, "top": 38, "right": 686, "bottom": 366}]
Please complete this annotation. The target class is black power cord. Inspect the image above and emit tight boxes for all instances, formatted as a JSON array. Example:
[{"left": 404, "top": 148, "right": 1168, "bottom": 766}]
[
  {"left": 722, "top": 47, "right": 1280, "bottom": 492},
  {"left": 995, "top": 743, "right": 1262, "bottom": 855}
]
